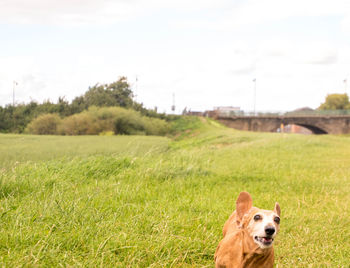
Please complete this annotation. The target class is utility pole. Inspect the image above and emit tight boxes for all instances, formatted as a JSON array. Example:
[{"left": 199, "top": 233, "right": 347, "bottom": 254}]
[
  {"left": 253, "top": 78, "right": 256, "bottom": 115},
  {"left": 171, "top": 93, "right": 175, "bottom": 113},
  {"left": 13, "top": 81, "right": 18, "bottom": 106},
  {"left": 134, "top": 75, "right": 138, "bottom": 102},
  {"left": 344, "top": 78, "right": 347, "bottom": 94}
]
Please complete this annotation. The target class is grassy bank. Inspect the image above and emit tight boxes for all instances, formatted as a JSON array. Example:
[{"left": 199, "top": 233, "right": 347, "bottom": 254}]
[{"left": 0, "top": 118, "right": 349, "bottom": 266}]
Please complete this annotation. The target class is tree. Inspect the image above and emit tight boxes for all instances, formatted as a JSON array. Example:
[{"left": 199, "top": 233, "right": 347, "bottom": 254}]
[
  {"left": 108, "top": 77, "right": 133, "bottom": 107},
  {"left": 318, "top": 93, "right": 350, "bottom": 110},
  {"left": 73, "top": 77, "right": 134, "bottom": 108}
]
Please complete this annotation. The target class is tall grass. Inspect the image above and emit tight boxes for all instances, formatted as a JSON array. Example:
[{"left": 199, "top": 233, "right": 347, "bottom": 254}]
[{"left": 1, "top": 117, "right": 349, "bottom": 266}]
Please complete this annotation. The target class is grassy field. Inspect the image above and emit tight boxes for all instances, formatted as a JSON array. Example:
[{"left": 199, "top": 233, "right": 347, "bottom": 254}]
[{"left": 0, "top": 118, "right": 349, "bottom": 267}]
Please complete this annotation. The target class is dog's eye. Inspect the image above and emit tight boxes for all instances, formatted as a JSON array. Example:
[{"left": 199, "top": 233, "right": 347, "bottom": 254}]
[
  {"left": 253, "top": 214, "right": 262, "bottom": 221},
  {"left": 274, "top": 217, "right": 280, "bottom": 224}
]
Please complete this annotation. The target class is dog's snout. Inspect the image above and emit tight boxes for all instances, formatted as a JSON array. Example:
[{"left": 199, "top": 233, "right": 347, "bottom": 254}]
[{"left": 265, "top": 226, "right": 275, "bottom": 236}]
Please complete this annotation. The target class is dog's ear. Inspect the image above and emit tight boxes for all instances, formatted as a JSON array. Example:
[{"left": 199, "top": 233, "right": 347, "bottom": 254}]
[
  {"left": 236, "top": 192, "right": 253, "bottom": 224},
  {"left": 274, "top": 202, "right": 281, "bottom": 216}
]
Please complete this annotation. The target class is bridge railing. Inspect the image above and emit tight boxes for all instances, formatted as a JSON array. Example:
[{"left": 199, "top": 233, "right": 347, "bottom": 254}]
[
  {"left": 284, "top": 110, "right": 350, "bottom": 116},
  {"left": 215, "top": 110, "right": 350, "bottom": 117}
]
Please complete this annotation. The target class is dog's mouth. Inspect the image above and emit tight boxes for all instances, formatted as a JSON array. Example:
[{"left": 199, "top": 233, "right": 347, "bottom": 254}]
[{"left": 254, "top": 236, "right": 274, "bottom": 247}]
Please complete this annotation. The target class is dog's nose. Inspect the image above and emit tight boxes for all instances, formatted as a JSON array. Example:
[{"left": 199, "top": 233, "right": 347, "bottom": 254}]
[{"left": 265, "top": 226, "right": 275, "bottom": 236}]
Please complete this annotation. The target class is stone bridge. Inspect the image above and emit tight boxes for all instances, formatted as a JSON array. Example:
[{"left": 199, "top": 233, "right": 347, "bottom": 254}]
[{"left": 215, "top": 115, "right": 350, "bottom": 134}]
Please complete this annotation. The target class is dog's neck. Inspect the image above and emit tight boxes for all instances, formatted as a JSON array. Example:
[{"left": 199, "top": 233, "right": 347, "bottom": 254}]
[{"left": 240, "top": 229, "right": 274, "bottom": 268}]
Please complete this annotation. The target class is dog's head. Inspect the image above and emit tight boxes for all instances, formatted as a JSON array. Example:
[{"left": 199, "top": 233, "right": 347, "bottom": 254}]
[{"left": 235, "top": 192, "right": 281, "bottom": 249}]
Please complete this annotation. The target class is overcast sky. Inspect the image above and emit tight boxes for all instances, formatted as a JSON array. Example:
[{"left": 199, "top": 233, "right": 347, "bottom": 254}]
[{"left": 1, "top": 0, "right": 350, "bottom": 113}]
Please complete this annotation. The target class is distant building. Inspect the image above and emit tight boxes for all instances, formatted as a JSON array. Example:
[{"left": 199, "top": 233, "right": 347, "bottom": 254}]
[{"left": 214, "top": 106, "right": 241, "bottom": 117}]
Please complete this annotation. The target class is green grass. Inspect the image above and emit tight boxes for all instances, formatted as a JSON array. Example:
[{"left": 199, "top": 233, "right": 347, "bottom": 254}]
[
  {"left": 0, "top": 134, "right": 168, "bottom": 168},
  {"left": 0, "top": 118, "right": 350, "bottom": 267}
]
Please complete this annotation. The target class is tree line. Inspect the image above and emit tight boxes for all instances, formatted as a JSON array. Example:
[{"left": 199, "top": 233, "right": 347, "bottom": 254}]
[
  {"left": 1, "top": 78, "right": 348, "bottom": 134},
  {"left": 0, "top": 77, "right": 173, "bottom": 134}
]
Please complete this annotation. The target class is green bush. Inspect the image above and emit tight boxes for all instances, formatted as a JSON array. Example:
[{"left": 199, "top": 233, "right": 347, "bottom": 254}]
[
  {"left": 58, "top": 112, "right": 100, "bottom": 135},
  {"left": 113, "top": 109, "right": 146, "bottom": 135},
  {"left": 92, "top": 107, "right": 169, "bottom": 136},
  {"left": 93, "top": 106, "right": 124, "bottom": 133},
  {"left": 25, "top": 106, "right": 171, "bottom": 136},
  {"left": 143, "top": 117, "right": 170, "bottom": 135},
  {"left": 25, "top": 113, "right": 61, "bottom": 135}
]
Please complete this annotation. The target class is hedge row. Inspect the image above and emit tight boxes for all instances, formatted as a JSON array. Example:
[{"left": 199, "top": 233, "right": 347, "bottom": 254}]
[{"left": 26, "top": 107, "right": 170, "bottom": 136}]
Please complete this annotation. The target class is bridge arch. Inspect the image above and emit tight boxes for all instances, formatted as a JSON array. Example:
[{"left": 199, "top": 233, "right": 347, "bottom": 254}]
[
  {"left": 282, "top": 118, "right": 329, "bottom": 134},
  {"left": 294, "top": 124, "right": 327, "bottom": 134},
  {"left": 279, "top": 123, "right": 328, "bottom": 134}
]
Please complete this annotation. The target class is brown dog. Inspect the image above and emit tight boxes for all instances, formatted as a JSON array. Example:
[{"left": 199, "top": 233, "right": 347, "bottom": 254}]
[{"left": 214, "top": 192, "right": 281, "bottom": 268}]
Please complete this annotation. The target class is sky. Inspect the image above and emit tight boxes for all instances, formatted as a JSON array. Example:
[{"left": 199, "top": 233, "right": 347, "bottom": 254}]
[{"left": 1, "top": 0, "right": 350, "bottom": 114}]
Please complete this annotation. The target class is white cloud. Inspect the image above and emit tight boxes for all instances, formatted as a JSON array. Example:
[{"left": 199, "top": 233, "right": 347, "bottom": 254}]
[
  {"left": 257, "top": 40, "right": 339, "bottom": 65},
  {"left": 231, "top": 0, "right": 349, "bottom": 24},
  {"left": 1, "top": 0, "right": 350, "bottom": 113},
  {"left": 173, "top": 0, "right": 350, "bottom": 31},
  {"left": 0, "top": 0, "right": 142, "bottom": 25},
  {"left": 0, "top": 0, "right": 232, "bottom": 25}
]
